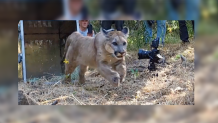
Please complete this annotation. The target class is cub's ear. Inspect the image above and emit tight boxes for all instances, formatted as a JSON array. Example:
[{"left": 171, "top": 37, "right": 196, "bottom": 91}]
[
  {"left": 101, "top": 28, "right": 115, "bottom": 36},
  {"left": 122, "top": 27, "right": 129, "bottom": 38}
]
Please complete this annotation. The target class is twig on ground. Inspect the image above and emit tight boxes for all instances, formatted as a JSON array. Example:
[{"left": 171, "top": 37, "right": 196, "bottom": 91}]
[
  {"left": 95, "top": 93, "right": 108, "bottom": 104},
  {"left": 43, "top": 72, "right": 55, "bottom": 76},
  {"left": 70, "top": 94, "right": 86, "bottom": 105},
  {"left": 40, "top": 96, "right": 69, "bottom": 105},
  {"left": 52, "top": 80, "right": 61, "bottom": 87}
]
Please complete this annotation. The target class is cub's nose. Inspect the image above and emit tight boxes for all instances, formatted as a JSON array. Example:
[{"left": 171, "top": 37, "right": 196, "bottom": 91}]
[{"left": 119, "top": 52, "right": 125, "bottom": 55}]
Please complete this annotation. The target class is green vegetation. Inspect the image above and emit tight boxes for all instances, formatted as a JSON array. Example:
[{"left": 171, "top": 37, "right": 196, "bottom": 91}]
[
  {"left": 91, "top": 20, "right": 194, "bottom": 51},
  {"left": 131, "top": 68, "right": 139, "bottom": 79},
  {"left": 175, "top": 54, "right": 181, "bottom": 60}
]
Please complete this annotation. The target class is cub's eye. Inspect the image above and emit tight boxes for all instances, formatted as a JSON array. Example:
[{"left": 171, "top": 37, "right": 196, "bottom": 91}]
[
  {"left": 112, "top": 42, "right": 118, "bottom": 46},
  {"left": 123, "top": 42, "right": 126, "bottom": 45}
]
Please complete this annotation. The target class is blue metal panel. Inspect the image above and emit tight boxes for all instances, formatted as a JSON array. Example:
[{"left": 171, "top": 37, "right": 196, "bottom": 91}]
[
  {"left": 76, "top": 20, "right": 79, "bottom": 31},
  {"left": 19, "top": 20, "right": 27, "bottom": 83},
  {"left": 63, "top": 0, "right": 70, "bottom": 19}
]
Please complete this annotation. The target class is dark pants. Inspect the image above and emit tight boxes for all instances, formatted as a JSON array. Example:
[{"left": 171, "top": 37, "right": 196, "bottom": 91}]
[
  {"left": 101, "top": 21, "right": 124, "bottom": 31},
  {"left": 178, "top": 20, "right": 194, "bottom": 41},
  {"left": 101, "top": 0, "right": 136, "bottom": 15}
]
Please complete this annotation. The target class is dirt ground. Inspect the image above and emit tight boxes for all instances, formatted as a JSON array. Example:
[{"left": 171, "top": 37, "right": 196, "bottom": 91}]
[{"left": 18, "top": 42, "right": 194, "bottom": 105}]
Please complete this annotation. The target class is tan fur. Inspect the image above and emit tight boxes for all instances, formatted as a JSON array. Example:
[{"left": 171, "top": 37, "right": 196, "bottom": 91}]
[{"left": 63, "top": 30, "right": 128, "bottom": 87}]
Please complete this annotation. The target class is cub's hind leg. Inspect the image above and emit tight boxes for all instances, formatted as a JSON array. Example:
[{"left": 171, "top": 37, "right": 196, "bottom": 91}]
[
  {"left": 63, "top": 46, "right": 77, "bottom": 84},
  {"left": 64, "top": 62, "right": 77, "bottom": 84},
  {"left": 79, "top": 65, "right": 88, "bottom": 84}
]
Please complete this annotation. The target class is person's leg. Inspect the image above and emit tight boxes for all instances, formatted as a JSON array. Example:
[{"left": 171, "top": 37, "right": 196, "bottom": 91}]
[
  {"left": 122, "top": 0, "right": 136, "bottom": 15},
  {"left": 144, "top": 20, "right": 152, "bottom": 44},
  {"left": 185, "top": 0, "right": 199, "bottom": 34},
  {"left": 157, "top": 20, "right": 166, "bottom": 45},
  {"left": 115, "top": 21, "right": 124, "bottom": 31},
  {"left": 101, "top": 21, "right": 113, "bottom": 30},
  {"left": 178, "top": 20, "right": 189, "bottom": 42},
  {"left": 101, "top": 0, "right": 119, "bottom": 19},
  {"left": 191, "top": 20, "right": 195, "bottom": 38},
  {"left": 192, "top": 20, "right": 194, "bottom": 31},
  {"left": 166, "top": 0, "right": 180, "bottom": 20},
  {"left": 156, "top": 20, "right": 161, "bottom": 43},
  {"left": 161, "top": 20, "right": 167, "bottom": 45}
]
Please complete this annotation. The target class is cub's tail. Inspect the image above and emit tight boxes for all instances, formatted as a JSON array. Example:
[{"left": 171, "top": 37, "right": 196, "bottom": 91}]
[{"left": 60, "top": 37, "right": 71, "bottom": 65}]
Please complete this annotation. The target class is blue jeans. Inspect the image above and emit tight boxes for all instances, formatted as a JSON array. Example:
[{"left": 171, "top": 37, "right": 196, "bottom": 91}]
[
  {"left": 144, "top": 20, "right": 166, "bottom": 45},
  {"left": 157, "top": 20, "right": 167, "bottom": 45},
  {"left": 166, "top": 0, "right": 199, "bottom": 33},
  {"left": 144, "top": 21, "right": 152, "bottom": 44}
]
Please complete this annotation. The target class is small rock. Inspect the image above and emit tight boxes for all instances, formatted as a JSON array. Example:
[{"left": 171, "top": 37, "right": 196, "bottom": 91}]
[
  {"left": 180, "top": 54, "right": 187, "bottom": 66},
  {"left": 18, "top": 90, "right": 29, "bottom": 105},
  {"left": 18, "top": 90, "right": 38, "bottom": 105},
  {"left": 174, "top": 87, "right": 184, "bottom": 92}
]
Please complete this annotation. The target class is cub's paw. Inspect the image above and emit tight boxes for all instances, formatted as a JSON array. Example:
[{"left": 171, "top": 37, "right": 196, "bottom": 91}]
[
  {"left": 62, "top": 77, "right": 71, "bottom": 84},
  {"left": 120, "top": 76, "right": 125, "bottom": 83},
  {"left": 79, "top": 77, "right": 85, "bottom": 85},
  {"left": 111, "top": 76, "right": 120, "bottom": 87},
  {"left": 62, "top": 80, "right": 71, "bottom": 84},
  {"left": 78, "top": 80, "right": 85, "bottom": 85}
]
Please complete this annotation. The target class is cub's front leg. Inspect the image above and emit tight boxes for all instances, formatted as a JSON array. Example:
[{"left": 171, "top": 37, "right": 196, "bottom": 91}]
[
  {"left": 114, "top": 60, "right": 126, "bottom": 83},
  {"left": 97, "top": 61, "right": 120, "bottom": 87}
]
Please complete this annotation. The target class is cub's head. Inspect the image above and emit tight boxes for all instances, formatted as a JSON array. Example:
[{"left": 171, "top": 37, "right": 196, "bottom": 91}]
[{"left": 102, "top": 27, "right": 129, "bottom": 59}]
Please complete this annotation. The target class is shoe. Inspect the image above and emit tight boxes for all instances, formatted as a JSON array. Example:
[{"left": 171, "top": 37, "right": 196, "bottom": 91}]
[
  {"left": 159, "top": 42, "right": 164, "bottom": 47},
  {"left": 182, "top": 40, "right": 190, "bottom": 44},
  {"left": 181, "top": 40, "right": 190, "bottom": 46},
  {"left": 159, "top": 43, "right": 163, "bottom": 47}
]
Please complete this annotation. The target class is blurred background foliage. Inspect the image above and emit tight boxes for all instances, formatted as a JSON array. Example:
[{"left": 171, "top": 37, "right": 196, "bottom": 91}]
[
  {"left": 1, "top": 0, "right": 218, "bottom": 122},
  {"left": 91, "top": 20, "right": 194, "bottom": 51}
]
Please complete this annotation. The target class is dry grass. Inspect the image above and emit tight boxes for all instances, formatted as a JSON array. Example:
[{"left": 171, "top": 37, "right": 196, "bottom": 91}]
[{"left": 18, "top": 42, "right": 194, "bottom": 105}]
